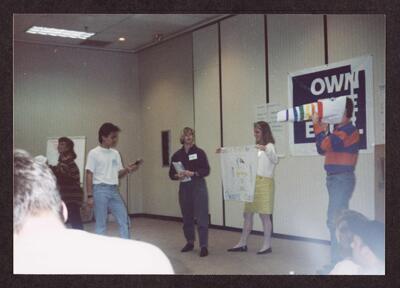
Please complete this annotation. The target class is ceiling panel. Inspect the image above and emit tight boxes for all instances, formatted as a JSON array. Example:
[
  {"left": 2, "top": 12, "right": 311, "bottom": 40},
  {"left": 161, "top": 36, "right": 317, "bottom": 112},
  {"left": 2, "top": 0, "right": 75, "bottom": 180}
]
[
  {"left": 15, "top": 14, "right": 129, "bottom": 33},
  {"left": 90, "top": 31, "right": 152, "bottom": 50},
  {"left": 14, "top": 14, "right": 224, "bottom": 51},
  {"left": 99, "top": 14, "right": 217, "bottom": 38}
]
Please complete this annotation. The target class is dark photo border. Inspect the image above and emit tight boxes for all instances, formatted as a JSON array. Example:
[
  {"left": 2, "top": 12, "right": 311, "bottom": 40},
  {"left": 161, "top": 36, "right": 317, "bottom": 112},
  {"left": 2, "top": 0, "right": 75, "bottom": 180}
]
[{"left": 1, "top": 1, "right": 399, "bottom": 287}]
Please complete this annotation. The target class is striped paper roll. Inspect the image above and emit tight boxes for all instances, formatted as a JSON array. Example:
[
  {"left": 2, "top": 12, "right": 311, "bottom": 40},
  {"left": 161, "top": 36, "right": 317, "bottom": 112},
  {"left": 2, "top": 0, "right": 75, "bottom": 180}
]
[{"left": 276, "top": 96, "right": 347, "bottom": 124}]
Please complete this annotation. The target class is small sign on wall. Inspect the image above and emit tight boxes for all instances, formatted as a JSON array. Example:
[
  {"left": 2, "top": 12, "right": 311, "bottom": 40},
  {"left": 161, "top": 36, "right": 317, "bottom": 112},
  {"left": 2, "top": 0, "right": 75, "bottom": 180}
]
[{"left": 254, "top": 103, "right": 285, "bottom": 156}]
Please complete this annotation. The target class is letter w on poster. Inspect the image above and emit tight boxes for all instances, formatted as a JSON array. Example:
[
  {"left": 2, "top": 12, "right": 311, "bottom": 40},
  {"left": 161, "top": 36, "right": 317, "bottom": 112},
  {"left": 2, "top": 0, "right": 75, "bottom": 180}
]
[{"left": 220, "top": 145, "right": 258, "bottom": 202}]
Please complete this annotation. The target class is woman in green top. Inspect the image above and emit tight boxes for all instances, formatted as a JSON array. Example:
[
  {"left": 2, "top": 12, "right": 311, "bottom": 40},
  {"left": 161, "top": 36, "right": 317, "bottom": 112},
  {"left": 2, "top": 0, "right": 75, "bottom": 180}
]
[{"left": 50, "top": 137, "right": 84, "bottom": 230}]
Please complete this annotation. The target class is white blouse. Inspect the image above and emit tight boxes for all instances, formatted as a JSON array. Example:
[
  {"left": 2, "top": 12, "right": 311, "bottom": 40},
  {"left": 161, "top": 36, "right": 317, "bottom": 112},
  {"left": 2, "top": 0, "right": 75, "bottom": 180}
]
[{"left": 257, "top": 143, "right": 278, "bottom": 178}]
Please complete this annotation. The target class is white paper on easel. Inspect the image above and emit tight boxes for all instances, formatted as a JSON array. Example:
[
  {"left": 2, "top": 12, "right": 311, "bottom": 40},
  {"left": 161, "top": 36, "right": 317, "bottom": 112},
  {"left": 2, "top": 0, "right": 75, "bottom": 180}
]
[{"left": 172, "top": 161, "right": 191, "bottom": 182}]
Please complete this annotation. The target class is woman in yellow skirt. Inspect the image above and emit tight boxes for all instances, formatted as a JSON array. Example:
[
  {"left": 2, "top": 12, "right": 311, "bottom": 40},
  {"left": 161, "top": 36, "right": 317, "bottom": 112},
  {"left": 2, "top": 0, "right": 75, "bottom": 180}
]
[{"left": 220, "top": 121, "right": 278, "bottom": 254}]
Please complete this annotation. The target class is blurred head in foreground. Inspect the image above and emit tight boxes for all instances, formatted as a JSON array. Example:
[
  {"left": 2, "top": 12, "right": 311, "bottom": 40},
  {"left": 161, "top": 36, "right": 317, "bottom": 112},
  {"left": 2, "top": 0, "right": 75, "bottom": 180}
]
[
  {"left": 14, "top": 149, "right": 67, "bottom": 235},
  {"left": 13, "top": 149, "right": 174, "bottom": 274},
  {"left": 333, "top": 209, "right": 385, "bottom": 274}
]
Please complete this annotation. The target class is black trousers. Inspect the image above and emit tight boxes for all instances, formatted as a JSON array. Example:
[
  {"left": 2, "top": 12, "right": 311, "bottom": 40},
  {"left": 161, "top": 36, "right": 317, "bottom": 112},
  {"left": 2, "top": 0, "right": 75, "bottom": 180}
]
[
  {"left": 179, "top": 178, "right": 209, "bottom": 248},
  {"left": 66, "top": 202, "right": 84, "bottom": 230}
]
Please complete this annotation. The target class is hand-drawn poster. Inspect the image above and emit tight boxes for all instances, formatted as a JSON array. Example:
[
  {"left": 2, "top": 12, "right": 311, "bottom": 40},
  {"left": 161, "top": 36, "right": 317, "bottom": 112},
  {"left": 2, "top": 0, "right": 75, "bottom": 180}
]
[{"left": 220, "top": 145, "right": 258, "bottom": 202}]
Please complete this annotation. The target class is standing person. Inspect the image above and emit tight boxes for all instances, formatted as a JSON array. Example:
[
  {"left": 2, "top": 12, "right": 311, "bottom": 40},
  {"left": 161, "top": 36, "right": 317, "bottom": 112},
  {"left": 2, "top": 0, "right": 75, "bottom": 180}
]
[
  {"left": 49, "top": 137, "right": 84, "bottom": 230},
  {"left": 169, "top": 127, "right": 210, "bottom": 257},
  {"left": 221, "top": 121, "right": 278, "bottom": 254},
  {"left": 312, "top": 97, "right": 360, "bottom": 274},
  {"left": 86, "top": 122, "right": 140, "bottom": 239}
]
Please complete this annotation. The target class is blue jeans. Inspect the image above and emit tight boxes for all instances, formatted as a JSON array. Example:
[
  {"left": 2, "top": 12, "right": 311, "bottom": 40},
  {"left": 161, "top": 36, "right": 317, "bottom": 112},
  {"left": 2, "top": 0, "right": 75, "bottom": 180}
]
[
  {"left": 326, "top": 172, "right": 355, "bottom": 265},
  {"left": 93, "top": 184, "right": 130, "bottom": 239}
]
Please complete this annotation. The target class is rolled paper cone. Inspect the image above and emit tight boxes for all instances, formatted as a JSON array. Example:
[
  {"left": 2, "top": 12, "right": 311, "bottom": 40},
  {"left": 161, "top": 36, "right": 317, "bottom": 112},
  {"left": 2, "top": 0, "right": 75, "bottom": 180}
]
[
  {"left": 318, "top": 96, "right": 347, "bottom": 124},
  {"left": 276, "top": 102, "right": 318, "bottom": 122},
  {"left": 276, "top": 96, "right": 347, "bottom": 124}
]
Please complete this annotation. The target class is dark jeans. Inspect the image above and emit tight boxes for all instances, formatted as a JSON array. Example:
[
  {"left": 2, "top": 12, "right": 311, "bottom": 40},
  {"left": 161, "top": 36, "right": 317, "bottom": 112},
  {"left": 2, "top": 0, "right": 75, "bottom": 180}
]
[
  {"left": 66, "top": 202, "right": 84, "bottom": 230},
  {"left": 179, "top": 178, "right": 209, "bottom": 248},
  {"left": 326, "top": 172, "right": 355, "bottom": 265}
]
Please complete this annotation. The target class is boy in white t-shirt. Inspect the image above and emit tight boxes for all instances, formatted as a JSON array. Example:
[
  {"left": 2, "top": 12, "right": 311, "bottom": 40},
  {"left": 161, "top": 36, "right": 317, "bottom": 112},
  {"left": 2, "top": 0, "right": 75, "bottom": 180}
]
[{"left": 86, "top": 123, "right": 140, "bottom": 239}]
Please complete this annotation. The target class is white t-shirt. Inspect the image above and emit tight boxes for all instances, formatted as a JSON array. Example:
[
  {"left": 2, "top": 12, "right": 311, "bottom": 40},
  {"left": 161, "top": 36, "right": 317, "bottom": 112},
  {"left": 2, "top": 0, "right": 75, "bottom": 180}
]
[
  {"left": 14, "top": 229, "right": 174, "bottom": 274},
  {"left": 86, "top": 146, "right": 123, "bottom": 185},
  {"left": 257, "top": 143, "right": 278, "bottom": 178}
]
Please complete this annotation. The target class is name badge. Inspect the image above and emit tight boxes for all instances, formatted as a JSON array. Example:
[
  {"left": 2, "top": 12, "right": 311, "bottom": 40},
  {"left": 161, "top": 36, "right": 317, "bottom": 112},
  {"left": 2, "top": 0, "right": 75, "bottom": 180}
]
[{"left": 189, "top": 153, "right": 198, "bottom": 161}]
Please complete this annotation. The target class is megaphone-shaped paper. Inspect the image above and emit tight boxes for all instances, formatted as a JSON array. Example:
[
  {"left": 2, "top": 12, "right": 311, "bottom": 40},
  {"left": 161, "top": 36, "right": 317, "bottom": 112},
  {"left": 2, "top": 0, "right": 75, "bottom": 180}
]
[{"left": 276, "top": 96, "right": 347, "bottom": 124}]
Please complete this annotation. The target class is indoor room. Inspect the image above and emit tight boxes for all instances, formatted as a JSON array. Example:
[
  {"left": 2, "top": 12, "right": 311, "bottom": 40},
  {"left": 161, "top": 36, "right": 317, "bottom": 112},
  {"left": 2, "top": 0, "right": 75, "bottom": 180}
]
[{"left": 13, "top": 13, "right": 385, "bottom": 275}]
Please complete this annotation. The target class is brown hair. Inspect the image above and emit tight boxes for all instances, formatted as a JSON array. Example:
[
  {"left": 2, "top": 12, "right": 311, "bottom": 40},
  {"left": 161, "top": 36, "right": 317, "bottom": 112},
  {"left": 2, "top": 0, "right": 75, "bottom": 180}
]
[
  {"left": 180, "top": 127, "right": 195, "bottom": 144},
  {"left": 345, "top": 97, "right": 354, "bottom": 119},
  {"left": 335, "top": 209, "right": 369, "bottom": 258},
  {"left": 254, "top": 121, "right": 275, "bottom": 145},
  {"left": 58, "top": 137, "right": 77, "bottom": 160},
  {"left": 98, "top": 122, "right": 120, "bottom": 143}
]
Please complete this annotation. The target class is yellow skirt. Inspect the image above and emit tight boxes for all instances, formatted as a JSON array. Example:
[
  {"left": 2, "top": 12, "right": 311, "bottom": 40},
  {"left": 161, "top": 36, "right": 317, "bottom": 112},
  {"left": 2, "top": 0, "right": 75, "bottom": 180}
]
[{"left": 244, "top": 176, "right": 274, "bottom": 214}]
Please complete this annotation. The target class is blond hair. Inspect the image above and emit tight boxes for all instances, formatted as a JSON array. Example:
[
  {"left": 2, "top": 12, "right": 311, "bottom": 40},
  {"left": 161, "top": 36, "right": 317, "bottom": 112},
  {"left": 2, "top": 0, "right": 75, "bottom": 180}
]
[{"left": 180, "top": 127, "right": 195, "bottom": 144}]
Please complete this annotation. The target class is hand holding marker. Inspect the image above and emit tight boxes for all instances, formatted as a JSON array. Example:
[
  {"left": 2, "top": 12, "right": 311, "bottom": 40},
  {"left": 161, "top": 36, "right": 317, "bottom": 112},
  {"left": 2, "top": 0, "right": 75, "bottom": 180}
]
[{"left": 127, "top": 158, "right": 143, "bottom": 173}]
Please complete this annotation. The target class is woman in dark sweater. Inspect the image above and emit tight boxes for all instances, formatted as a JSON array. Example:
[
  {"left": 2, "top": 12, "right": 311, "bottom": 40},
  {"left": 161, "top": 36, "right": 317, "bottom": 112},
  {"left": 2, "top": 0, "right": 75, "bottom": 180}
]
[{"left": 50, "top": 137, "right": 84, "bottom": 230}]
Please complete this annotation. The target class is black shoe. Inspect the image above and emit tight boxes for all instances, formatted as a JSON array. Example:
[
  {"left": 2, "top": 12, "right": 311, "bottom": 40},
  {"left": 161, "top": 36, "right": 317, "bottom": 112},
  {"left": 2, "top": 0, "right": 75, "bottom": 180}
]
[
  {"left": 257, "top": 247, "right": 272, "bottom": 255},
  {"left": 227, "top": 245, "right": 248, "bottom": 252},
  {"left": 181, "top": 243, "right": 194, "bottom": 252},
  {"left": 200, "top": 247, "right": 208, "bottom": 257}
]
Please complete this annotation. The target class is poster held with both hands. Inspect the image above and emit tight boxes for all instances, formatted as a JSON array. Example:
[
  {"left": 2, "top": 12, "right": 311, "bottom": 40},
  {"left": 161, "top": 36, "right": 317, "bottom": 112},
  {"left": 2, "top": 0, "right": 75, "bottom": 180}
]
[{"left": 219, "top": 145, "right": 258, "bottom": 202}]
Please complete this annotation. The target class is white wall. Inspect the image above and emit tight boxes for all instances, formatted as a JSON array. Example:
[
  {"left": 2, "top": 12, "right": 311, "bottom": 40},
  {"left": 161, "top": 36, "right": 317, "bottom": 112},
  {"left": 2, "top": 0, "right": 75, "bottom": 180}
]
[
  {"left": 14, "top": 43, "right": 143, "bottom": 213},
  {"left": 220, "top": 15, "right": 267, "bottom": 231},
  {"left": 267, "top": 15, "right": 329, "bottom": 239},
  {"left": 193, "top": 24, "right": 223, "bottom": 225},
  {"left": 327, "top": 14, "right": 385, "bottom": 225},
  {"left": 327, "top": 15, "right": 385, "bottom": 145},
  {"left": 138, "top": 34, "right": 194, "bottom": 217}
]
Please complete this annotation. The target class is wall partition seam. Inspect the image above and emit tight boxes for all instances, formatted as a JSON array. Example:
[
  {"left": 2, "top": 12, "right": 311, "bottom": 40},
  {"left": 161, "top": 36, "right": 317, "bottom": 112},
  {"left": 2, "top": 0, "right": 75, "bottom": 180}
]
[
  {"left": 264, "top": 14, "right": 273, "bottom": 233},
  {"left": 264, "top": 14, "right": 269, "bottom": 104},
  {"left": 324, "top": 15, "right": 329, "bottom": 64},
  {"left": 218, "top": 22, "right": 226, "bottom": 227},
  {"left": 192, "top": 37, "right": 196, "bottom": 129}
]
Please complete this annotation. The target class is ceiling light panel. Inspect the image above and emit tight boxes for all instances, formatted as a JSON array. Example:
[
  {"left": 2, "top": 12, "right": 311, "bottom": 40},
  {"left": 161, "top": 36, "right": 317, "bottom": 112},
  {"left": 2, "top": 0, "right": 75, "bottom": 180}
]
[{"left": 26, "top": 26, "right": 95, "bottom": 39}]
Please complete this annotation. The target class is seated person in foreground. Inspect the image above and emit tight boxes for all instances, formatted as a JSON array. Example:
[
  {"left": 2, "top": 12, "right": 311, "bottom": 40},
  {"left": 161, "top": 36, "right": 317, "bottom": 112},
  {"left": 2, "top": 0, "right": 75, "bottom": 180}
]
[
  {"left": 13, "top": 149, "right": 174, "bottom": 274},
  {"left": 329, "top": 209, "right": 385, "bottom": 275}
]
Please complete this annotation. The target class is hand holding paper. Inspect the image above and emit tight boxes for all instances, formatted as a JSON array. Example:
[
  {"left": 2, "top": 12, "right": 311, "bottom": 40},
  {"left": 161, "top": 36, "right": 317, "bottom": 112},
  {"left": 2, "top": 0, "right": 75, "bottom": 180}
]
[{"left": 172, "top": 161, "right": 191, "bottom": 182}]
